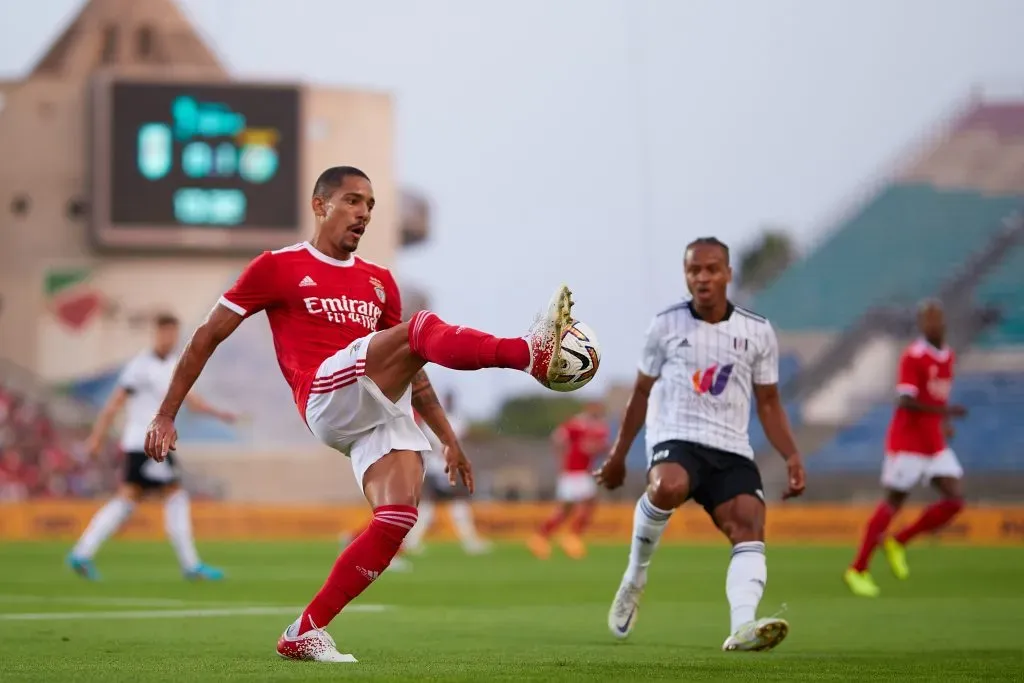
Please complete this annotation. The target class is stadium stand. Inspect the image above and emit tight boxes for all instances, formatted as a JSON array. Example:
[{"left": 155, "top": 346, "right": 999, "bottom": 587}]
[
  {"left": 760, "top": 98, "right": 1024, "bottom": 489},
  {"left": 0, "top": 367, "right": 119, "bottom": 500},
  {"left": 752, "top": 185, "right": 1023, "bottom": 331}
]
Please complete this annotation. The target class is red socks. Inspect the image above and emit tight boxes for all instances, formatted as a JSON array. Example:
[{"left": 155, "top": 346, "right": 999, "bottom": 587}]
[
  {"left": 570, "top": 504, "right": 595, "bottom": 535},
  {"left": 851, "top": 502, "right": 895, "bottom": 572},
  {"left": 298, "top": 505, "right": 417, "bottom": 634},
  {"left": 894, "top": 498, "right": 964, "bottom": 545},
  {"left": 851, "top": 498, "right": 965, "bottom": 572},
  {"left": 538, "top": 508, "right": 570, "bottom": 537},
  {"left": 408, "top": 311, "right": 529, "bottom": 371}
]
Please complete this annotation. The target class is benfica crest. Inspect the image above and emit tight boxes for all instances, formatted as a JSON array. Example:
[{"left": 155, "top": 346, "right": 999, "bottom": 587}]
[{"left": 369, "top": 276, "right": 386, "bottom": 304}]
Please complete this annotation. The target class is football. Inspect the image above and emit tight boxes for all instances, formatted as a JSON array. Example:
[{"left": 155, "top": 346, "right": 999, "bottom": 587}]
[{"left": 549, "top": 320, "right": 601, "bottom": 392}]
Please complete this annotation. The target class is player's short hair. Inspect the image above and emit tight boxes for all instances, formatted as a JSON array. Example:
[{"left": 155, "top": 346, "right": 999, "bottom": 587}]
[
  {"left": 917, "top": 298, "right": 943, "bottom": 314},
  {"left": 312, "top": 166, "right": 370, "bottom": 200},
  {"left": 685, "top": 237, "right": 730, "bottom": 265},
  {"left": 154, "top": 312, "right": 180, "bottom": 328}
]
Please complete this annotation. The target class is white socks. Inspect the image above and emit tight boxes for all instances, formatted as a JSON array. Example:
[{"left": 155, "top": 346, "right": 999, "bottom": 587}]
[
  {"left": 624, "top": 492, "right": 673, "bottom": 585},
  {"left": 726, "top": 541, "right": 767, "bottom": 633},
  {"left": 72, "top": 497, "right": 134, "bottom": 558},
  {"left": 450, "top": 500, "right": 483, "bottom": 547},
  {"left": 404, "top": 500, "right": 435, "bottom": 551},
  {"left": 164, "top": 489, "right": 200, "bottom": 572}
]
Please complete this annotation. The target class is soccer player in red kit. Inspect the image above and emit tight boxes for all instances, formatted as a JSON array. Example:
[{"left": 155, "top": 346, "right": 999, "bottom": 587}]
[
  {"left": 844, "top": 300, "right": 967, "bottom": 597},
  {"left": 143, "top": 166, "right": 577, "bottom": 662},
  {"left": 528, "top": 401, "right": 609, "bottom": 560}
]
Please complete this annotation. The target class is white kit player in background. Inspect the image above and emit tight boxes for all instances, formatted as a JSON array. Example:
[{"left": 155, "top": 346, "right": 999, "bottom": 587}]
[
  {"left": 594, "top": 237, "right": 806, "bottom": 652},
  {"left": 404, "top": 391, "right": 492, "bottom": 556},
  {"left": 67, "top": 313, "right": 237, "bottom": 581}
]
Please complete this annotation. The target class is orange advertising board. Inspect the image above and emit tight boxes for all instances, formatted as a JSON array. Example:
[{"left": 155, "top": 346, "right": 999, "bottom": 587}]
[{"left": 1, "top": 501, "right": 1022, "bottom": 545}]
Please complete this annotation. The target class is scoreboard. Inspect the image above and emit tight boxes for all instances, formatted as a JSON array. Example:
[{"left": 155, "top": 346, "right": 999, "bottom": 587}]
[{"left": 90, "top": 77, "right": 302, "bottom": 253}]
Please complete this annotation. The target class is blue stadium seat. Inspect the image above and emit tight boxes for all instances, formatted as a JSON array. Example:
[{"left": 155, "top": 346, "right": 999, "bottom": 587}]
[
  {"left": 753, "top": 185, "right": 1023, "bottom": 331},
  {"left": 808, "top": 372, "right": 1024, "bottom": 473}
]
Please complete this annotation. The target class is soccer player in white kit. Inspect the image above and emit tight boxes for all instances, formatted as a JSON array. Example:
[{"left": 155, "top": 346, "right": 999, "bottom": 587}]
[
  {"left": 594, "top": 238, "right": 806, "bottom": 652},
  {"left": 67, "top": 313, "right": 237, "bottom": 580},
  {"left": 144, "top": 166, "right": 576, "bottom": 663}
]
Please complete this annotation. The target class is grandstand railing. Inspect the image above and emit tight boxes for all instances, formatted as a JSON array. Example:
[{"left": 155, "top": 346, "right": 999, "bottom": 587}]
[{"left": 937, "top": 209, "right": 1024, "bottom": 308}]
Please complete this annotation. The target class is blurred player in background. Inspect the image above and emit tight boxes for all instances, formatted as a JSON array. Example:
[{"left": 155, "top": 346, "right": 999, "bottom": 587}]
[
  {"left": 67, "top": 313, "right": 236, "bottom": 581},
  {"left": 404, "top": 391, "right": 491, "bottom": 555},
  {"left": 594, "top": 237, "right": 805, "bottom": 652},
  {"left": 144, "top": 166, "right": 577, "bottom": 663},
  {"left": 845, "top": 300, "right": 967, "bottom": 597},
  {"left": 528, "top": 400, "right": 609, "bottom": 560}
]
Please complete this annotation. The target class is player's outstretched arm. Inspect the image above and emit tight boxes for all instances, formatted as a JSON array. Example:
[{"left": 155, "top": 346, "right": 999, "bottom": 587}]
[
  {"left": 145, "top": 304, "right": 244, "bottom": 461},
  {"left": 85, "top": 386, "right": 128, "bottom": 457},
  {"left": 594, "top": 371, "right": 656, "bottom": 489},
  {"left": 184, "top": 393, "right": 238, "bottom": 424},
  {"left": 753, "top": 383, "right": 805, "bottom": 499},
  {"left": 410, "top": 370, "right": 473, "bottom": 493}
]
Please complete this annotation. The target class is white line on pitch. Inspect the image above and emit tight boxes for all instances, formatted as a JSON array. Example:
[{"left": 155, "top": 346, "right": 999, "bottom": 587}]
[
  {"left": 0, "top": 605, "right": 389, "bottom": 621},
  {"left": 0, "top": 595, "right": 190, "bottom": 607}
]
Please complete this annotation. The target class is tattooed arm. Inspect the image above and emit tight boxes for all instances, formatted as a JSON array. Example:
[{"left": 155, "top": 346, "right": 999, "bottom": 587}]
[
  {"left": 411, "top": 370, "right": 457, "bottom": 445},
  {"left": 411, "top": 369, "right": 474, "bottom": 491}
]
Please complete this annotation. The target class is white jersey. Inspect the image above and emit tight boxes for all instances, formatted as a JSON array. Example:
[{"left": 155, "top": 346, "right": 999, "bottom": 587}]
[
  {"left": 639, "top": 300, "right": 779, "bottom": 459},
  {"left": 116, "top": 350, "right": 176, "bottom": 452}
]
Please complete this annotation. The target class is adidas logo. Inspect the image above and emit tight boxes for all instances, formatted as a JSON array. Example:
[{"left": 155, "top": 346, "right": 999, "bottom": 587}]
[
  {"left": 356, "top": 566, "right": 380, "bottom": 582},
  {"left": 299, "top": 275, "right": 317, "bottom": 288},
  {"left": 652, "top": 449, "right": 670, "bottom": 462},
  {"left": 679, "top": 338, "right": 691, "bottom": 348},
  {"left": 635, "top": 535, "right": 653, "bottom": 544}
]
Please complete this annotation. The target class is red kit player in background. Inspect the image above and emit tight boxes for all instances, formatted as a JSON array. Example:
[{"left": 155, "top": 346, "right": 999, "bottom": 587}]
[
  {"left": 528, "top": 401, "right": 609, "bottom": 560},
  {"left": 844, "top": 300, "right": 967, "bottom": 598},
  {"left": 144, "top": 166, "right": 578, "bottom": 662}
]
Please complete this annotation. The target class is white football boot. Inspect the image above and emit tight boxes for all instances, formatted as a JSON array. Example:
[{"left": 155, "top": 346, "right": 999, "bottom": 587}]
[
  {"left": 608, "top": 579, "right": 645, "bottom": 640},
  {"left": 277, "top": 618, "right": 358, "bottom": 663},
  {"left": 525, "top": 285, "right": 574, "bottom": 387},
  {"left": 721, "top": 617, "right": 789, "bottom": 652}
]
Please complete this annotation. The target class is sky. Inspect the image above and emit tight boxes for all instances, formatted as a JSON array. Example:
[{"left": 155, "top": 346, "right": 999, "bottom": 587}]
[{"left": 1, "top": 0, "right": 1022, "bottom": 418}]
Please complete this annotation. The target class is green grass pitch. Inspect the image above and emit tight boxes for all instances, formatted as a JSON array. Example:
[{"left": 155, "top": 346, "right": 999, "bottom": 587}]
[{"left": 0, "top": 540, "right": 1021, "bottom": 681}]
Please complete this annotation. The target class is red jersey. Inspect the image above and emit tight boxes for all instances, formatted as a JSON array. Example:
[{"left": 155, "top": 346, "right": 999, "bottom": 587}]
[
  {"left": 885, "top": 339, "right": 954, "bottom": 456},
  {"left": 555, "top": 415, "right": 609, "bottom": 473},
  {"left": 220, "top": 241, "right": 402, "bottom": 415}
]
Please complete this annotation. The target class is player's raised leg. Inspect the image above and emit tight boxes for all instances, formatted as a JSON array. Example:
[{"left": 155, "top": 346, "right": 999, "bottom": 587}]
[
  {"left": 714, "top": 494, "right": 788, "bottom": 652},
  {"left": 608, "top": 462, "right": 686, "bottom": 639},
  {"left": 67, "top": 484, "right": 141, "bottom": 580},
  {"left": 277, "top": 451, "right": 423, "bottom": 663},
  {"left": 363, "top": 284, "right": 574, "bottom": 404}
]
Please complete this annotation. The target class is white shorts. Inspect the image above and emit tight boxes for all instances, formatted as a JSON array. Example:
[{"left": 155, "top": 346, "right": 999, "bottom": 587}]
[
  {"left": 304, "top": 332, "right": 431, "bottom": 494},
  {"left": 881, "top": 449, "right": 964, "bottom": 492},
  {"left": 555, "top": 472, "right": 597, "bottom": 503}
]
